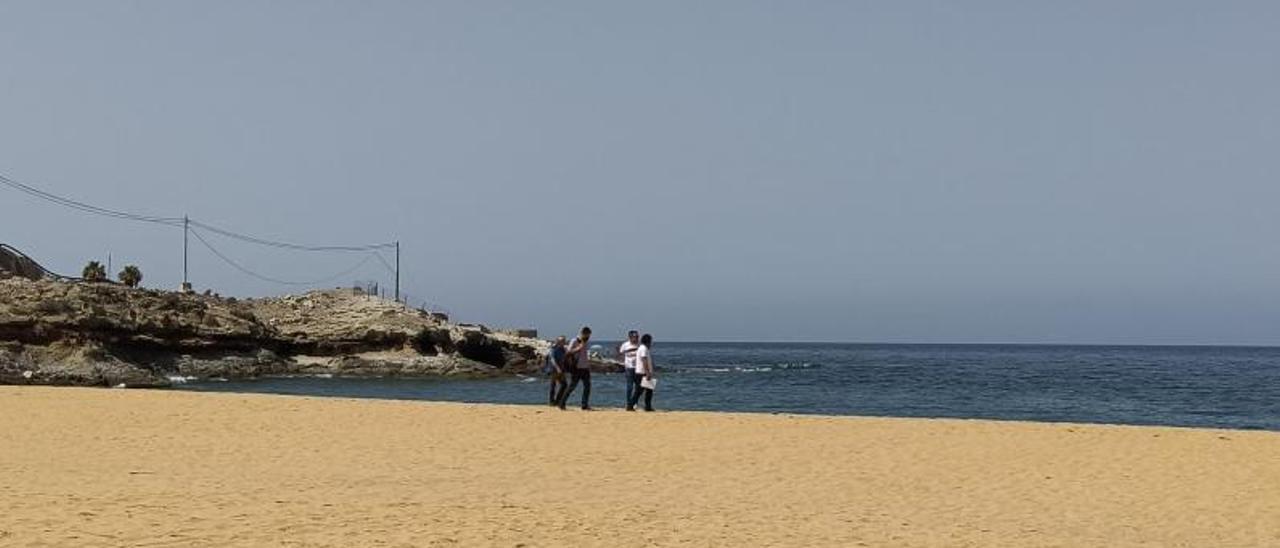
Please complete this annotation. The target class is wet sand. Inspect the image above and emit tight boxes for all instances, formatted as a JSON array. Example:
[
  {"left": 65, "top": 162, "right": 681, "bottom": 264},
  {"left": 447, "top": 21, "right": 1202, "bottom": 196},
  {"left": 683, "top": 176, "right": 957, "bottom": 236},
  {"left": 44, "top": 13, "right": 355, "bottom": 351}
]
[{"left": 1, "top": 386, "right": 1277, "bottom": 546}]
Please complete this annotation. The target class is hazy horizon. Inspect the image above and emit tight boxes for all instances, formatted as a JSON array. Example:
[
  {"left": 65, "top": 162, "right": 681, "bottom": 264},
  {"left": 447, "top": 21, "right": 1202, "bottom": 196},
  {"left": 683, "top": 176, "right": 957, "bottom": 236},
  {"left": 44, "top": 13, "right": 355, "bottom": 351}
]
[{"left": 3, "top": 2, "right": 1279, "bottom": 346}]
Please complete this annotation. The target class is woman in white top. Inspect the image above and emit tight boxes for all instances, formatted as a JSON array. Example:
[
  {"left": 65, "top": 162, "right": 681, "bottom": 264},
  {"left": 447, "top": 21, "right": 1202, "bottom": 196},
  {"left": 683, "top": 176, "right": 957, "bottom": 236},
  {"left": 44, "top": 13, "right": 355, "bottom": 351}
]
[{"left": 626, "top": 334, "right": 655, "bottom": 412}]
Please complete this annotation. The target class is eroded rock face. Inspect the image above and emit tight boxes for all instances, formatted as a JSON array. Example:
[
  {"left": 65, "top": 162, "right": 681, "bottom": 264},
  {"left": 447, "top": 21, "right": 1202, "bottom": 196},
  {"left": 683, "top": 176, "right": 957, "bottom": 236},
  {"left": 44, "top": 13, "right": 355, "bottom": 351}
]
[
  {"left": 0, "top": 244, "right": 60, "bottom": 281},
  {"left": 0, "top": 278, "right": 547, "bottom": 387}
]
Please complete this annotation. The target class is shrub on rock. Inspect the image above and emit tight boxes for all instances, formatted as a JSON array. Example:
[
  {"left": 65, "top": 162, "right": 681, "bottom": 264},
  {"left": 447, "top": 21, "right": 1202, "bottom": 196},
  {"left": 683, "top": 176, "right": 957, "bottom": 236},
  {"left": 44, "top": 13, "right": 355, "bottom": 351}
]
[
  {"left": 81, "top": 261, "right": 107, "bottom": 283},
  {"left": 118, "top": 265, "right": 143, "bottom": 288}
]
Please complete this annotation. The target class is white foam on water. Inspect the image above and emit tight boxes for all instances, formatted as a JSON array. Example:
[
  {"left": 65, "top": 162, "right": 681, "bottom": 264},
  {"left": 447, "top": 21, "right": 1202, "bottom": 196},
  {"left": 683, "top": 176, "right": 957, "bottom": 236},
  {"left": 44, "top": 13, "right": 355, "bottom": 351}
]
[
  {"left": 777, "top": 362, "right": 818, "bottom": 370},
  {"left": 702, "top": 363, "right": 818, "bottom": 374}
]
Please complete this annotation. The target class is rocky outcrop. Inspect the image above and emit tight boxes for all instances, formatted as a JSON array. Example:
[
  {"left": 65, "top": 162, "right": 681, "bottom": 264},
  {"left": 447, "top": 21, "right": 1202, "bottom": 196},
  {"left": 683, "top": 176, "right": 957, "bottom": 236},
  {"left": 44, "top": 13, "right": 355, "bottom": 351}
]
[{"left": 0, "top": 278, "right": 547, "bottom": 387}]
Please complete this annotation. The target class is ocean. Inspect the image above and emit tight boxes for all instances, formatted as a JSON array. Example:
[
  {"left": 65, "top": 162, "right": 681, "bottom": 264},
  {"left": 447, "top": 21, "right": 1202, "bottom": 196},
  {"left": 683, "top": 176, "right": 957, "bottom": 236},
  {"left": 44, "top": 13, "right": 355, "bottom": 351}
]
[{"left": 176, "top": 343, "right": 1280, "bottom": 431}]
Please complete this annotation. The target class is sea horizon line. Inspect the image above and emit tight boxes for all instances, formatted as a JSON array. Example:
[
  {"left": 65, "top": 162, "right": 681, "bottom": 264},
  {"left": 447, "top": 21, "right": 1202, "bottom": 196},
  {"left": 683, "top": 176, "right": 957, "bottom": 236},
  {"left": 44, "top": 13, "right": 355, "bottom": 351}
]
[{"left": 591, "top": 339, "right": 1280, "bottom": 349}]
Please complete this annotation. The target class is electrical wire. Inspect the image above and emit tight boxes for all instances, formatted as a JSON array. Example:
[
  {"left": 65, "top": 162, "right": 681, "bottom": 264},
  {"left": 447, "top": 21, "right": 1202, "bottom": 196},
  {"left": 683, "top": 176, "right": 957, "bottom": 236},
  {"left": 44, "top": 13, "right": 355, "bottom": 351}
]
[
  {"left": 3, "top": 170, "right": 400, "bottom": 287},
  {"left": 0, "top": 173, "right": 184, "bottom": 225},
  {"left": 189, "top": 219, "right": 396, "bottom": 252},
  {"left": 188, "top": 228, "right": 378, "bottom": 286},
  {"left": 372, "top": 250, "right": 398, "bottom": 276},
  {"left": 3, "top": 171, "right": 395, "bottom": 251}
]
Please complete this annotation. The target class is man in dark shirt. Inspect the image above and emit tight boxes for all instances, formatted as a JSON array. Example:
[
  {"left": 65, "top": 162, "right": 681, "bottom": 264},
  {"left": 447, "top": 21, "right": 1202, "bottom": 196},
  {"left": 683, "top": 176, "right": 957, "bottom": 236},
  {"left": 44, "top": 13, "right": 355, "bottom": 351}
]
[
  {"left": 557, "top": 326, "right": 593, "bottom": 410},
  {"left": 548, "top": 336, "right": 568, "bottom": 406}
]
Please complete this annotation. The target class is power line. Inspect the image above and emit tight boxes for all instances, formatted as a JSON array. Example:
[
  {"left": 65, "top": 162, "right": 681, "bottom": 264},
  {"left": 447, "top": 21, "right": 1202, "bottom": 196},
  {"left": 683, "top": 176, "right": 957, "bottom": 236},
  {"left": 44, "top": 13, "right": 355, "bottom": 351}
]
[
  {"left": 0, "top": 173, "right": 184, "bottom": 226},
  {"left": 188, "top": 228, "right": 377, "bottom": 286},
  {"left": 2, "top": 170, "right": 402, "bottom": 289},
  {"left": 372, "top": 250, "right": 398, "bottom": 276},
  {"left": 1, "top": 171, "right": 396, "bottom": 251},
  {"left": 189, "top": 219, "right": 396, "bottom": 252}
]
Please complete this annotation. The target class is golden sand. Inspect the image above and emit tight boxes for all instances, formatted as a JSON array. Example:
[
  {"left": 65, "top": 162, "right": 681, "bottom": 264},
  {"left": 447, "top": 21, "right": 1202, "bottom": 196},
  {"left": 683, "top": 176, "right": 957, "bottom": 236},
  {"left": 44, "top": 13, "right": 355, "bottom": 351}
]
[{"left": 1, "top": 386, "right": 1277, "bottom": 547}]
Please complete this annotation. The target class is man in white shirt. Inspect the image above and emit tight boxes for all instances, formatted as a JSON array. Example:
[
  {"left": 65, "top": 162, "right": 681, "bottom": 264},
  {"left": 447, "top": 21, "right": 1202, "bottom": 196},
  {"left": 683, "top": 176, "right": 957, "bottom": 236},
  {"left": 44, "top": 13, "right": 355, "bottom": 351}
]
[
  {"left": 618, "top": 330, "right": 640, "bottom": 407},
  {"left": 627, "top": 334, "right": 656, "bottom": 412}
]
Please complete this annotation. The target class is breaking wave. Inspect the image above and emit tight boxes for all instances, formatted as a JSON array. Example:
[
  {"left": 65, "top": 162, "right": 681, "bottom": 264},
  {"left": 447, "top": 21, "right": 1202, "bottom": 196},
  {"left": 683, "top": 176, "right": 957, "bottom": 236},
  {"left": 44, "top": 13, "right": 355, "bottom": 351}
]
[{"left": 678, "top": 362, "right": 820, "bottom": 374}]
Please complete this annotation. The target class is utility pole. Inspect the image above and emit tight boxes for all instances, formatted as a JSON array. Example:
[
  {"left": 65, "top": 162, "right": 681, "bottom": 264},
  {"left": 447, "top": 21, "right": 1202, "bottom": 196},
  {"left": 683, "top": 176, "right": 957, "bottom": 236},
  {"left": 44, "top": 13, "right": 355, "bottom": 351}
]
[
  {"left": 394, "top": 241, "right": 400, "bottom": 303},
  {"left": 182, "top": 215, "right": 189, "bottom": 292}
]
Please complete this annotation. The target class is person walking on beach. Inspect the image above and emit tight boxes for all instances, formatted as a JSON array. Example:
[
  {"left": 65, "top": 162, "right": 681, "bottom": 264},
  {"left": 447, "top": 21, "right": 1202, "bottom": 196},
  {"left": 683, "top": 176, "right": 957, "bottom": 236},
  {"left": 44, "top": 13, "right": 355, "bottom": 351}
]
[
  {"left": 618, "top": 330, "right": 640, "bottom": 407},
  {"left": 547, "top": 336, "right": 568, "bottom": 406},
  {"left": 627, "top": 334, "right": 656, "bottom": 412},
  {"left": 557, "top": 326, "right": 593, "bottom": 410}
]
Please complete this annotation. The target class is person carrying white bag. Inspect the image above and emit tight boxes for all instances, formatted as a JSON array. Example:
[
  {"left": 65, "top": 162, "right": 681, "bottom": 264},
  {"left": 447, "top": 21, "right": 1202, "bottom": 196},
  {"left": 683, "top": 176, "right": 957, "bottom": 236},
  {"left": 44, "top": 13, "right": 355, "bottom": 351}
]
[{"left": 627, "top": 334, "right": 657, "bottom": 412}]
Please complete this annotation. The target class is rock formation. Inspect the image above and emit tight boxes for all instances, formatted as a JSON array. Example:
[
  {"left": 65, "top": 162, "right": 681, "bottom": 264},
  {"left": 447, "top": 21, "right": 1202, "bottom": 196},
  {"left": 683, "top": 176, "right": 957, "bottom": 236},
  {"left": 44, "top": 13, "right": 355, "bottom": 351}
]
[
  {"left": 0, "top": 277, "right": 549, "bottom": 387},
  {"left": 0, "top": 244, "right": 67, "bottom": 281}
]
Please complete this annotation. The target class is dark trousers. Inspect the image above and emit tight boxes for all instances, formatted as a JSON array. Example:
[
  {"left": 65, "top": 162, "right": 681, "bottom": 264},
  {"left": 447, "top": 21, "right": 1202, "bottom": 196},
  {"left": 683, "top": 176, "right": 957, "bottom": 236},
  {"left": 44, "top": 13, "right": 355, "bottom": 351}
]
[
  {"left": 548, "top": 371, "right": 567, "bottom": 405},
  {"left": 627, "top": 370, "right": 653, "bottom": 411},
  {"left": 558, "top": 367, "right": 591, "bottom": 409}
]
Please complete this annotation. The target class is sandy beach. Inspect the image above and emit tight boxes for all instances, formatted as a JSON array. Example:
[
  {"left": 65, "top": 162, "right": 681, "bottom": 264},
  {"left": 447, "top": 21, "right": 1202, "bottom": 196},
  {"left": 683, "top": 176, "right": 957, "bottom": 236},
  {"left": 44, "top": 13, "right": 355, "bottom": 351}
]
[{"left": 1, "top": 387, "right": 1277, "bottom": 547}]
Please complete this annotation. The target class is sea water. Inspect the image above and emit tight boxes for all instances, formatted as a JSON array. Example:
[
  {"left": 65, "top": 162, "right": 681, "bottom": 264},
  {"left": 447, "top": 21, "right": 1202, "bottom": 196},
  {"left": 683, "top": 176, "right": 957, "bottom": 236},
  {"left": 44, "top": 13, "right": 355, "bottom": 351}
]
[{"left": 177, "top": 343, "right": 1280, "bottom": 431}]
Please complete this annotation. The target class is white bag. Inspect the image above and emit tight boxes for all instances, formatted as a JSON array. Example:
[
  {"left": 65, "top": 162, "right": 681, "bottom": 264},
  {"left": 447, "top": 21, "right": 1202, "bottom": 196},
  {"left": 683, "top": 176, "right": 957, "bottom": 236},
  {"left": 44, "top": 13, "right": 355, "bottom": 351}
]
[{"left": 640, "top": 377, "right": 658, "bottom": 390}]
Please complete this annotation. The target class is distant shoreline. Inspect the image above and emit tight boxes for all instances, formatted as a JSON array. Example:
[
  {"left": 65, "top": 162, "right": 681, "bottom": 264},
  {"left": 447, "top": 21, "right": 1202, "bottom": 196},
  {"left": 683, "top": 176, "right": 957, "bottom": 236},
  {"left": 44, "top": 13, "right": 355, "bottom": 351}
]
[
  {"left": 175, "top": 381, "right": 1276, "bottom": 434},
  {"left": 631, "top": 339, "right": 1280, "bottom": 349}
]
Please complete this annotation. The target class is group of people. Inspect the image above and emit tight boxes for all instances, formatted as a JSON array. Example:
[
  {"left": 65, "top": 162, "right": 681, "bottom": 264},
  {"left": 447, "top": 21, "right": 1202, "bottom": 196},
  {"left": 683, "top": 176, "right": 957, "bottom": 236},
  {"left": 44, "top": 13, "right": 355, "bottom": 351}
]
[{"left": 546, "top": 327, "right": 656, "bottom": 412}]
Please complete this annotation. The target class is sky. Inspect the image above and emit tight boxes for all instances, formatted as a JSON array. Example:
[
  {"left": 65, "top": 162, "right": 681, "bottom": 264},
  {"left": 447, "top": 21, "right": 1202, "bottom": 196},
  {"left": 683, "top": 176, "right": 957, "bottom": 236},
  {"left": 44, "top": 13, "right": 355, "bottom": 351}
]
[{"left": 2, "top": 1, "right": 1278, "bottom": 345}]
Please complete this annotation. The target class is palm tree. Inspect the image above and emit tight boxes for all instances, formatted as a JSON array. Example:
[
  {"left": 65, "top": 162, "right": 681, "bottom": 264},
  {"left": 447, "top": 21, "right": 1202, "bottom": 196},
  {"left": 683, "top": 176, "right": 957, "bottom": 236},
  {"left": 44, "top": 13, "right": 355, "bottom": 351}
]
[
  {"left": 118, "top": 265, "right": 143, "bottom": 288},
  {"left": 82, "top": 261, "right": 107, "bottom": 283}
]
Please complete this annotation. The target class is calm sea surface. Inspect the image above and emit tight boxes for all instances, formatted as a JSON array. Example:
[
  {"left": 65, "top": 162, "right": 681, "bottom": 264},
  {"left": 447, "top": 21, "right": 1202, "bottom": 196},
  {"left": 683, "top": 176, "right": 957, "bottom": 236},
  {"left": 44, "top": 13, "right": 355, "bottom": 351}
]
[{"left": 177, "top": 343, "right": 1280, "bottom": 431}]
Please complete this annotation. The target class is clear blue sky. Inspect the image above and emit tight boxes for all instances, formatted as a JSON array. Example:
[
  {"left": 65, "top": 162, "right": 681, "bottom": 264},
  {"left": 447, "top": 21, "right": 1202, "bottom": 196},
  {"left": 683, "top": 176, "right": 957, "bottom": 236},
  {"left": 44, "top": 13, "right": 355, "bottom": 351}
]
[{"left": 2, "top": 1, "right": 1278, "bottom": 345}]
